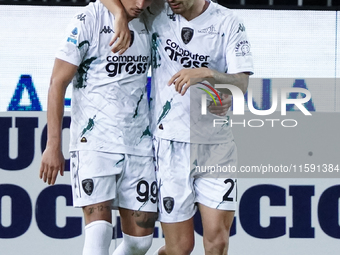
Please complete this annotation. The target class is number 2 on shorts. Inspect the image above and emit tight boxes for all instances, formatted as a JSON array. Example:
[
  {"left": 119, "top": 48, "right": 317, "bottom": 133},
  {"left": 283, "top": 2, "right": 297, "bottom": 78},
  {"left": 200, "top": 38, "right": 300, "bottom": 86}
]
[{"left": 223, "top": 179, "right": 237, "bottom": 202}]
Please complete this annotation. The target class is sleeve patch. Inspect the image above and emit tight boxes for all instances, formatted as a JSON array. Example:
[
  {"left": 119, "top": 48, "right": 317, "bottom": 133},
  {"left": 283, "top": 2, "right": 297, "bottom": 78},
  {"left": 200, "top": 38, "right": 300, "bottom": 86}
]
[
  {"left": 235, "top": 40, "right": 251, "bottom": 57},
  {"left": 67, "top": 27, "right": 79, "bottom": 45}
]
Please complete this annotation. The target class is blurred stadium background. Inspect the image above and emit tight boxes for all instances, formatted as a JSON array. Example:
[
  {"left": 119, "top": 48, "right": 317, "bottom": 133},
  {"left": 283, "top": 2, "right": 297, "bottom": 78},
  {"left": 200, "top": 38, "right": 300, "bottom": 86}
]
[
  {"left": 0, "top": 0, "right": 339, "bottom": 9},
  {"left": 0, "top": 0, "right": 339, "bottom": 255}
]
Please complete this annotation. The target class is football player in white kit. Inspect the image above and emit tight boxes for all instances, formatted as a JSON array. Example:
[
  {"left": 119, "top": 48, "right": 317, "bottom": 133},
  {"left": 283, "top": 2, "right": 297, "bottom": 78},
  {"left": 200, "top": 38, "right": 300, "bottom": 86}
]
[
  {"left": 39, "top": 0, "right": 159, "bottom": 255},
  {"left": 101, "top": 0, "right": 254, "bottom": 254}
]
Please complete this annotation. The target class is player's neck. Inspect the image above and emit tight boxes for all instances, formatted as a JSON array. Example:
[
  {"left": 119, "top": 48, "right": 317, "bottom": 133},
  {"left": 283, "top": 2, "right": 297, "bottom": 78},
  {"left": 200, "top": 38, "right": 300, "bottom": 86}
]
[
  {"left": 127, "top": 15, "right": 133, "bottom": 23},
  {"left": 182, "top": 0, "right": 210, "bottom": 21}
]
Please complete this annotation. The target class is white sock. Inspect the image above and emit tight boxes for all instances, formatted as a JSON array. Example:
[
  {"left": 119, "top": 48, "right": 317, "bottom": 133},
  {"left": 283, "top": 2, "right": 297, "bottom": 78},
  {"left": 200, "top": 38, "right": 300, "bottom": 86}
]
[
  {"left": 83, "top": 220, "right": 113, "bottom": 255},
  {"left": 112, "top": 233, "right": 153, "bottom": 255}
]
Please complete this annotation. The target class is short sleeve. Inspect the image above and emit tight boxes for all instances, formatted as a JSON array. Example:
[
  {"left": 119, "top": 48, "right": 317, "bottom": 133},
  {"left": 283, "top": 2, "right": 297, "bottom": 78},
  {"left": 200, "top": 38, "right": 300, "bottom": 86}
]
[
  {"left": 225, "top": 14, "right": 254, "bottom": 75},
  {"left": 55, "top": 10, "right": 95, "bottom": 67}
]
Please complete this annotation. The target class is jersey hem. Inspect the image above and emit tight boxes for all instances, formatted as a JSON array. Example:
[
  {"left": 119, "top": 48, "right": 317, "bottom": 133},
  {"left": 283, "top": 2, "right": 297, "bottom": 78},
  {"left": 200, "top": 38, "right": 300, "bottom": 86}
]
[{"left": 69, "top": 147, "right": 153, "bottom": 157}]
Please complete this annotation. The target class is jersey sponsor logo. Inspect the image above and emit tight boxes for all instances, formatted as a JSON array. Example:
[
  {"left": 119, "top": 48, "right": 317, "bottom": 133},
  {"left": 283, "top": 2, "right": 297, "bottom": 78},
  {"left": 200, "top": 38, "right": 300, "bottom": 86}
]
[
  {"left": 167, "top": 11, "right": 176, "bottom": 21},
  {"left": 163, "top": 197, "right": 174, "bottom": 214},
  {"left": 181, "top": 27, "right": 194, "bottom": 44},
  {"left": 100, "top": 26, "right": 114, "bottom": 34},
  {"left": 235, "top": 40, "right": 251, "bottom": 57},
  {"left": 237, "top": 23, "right": 246, "bottom": 33},
  {"left": 105, "top": 55, "right": 149, "bottom": 77},
  {"left": 198, "top": 25, "right": 219, "bottom": 35},
  {"left": 76, "top": 13, "right": 86, "bottom": 23},
  {"left": 165, "top": 39, "right": 209, "bottom": 68},
  {"left": 82, "top": 179, "right": 94, "bottom": 196}
]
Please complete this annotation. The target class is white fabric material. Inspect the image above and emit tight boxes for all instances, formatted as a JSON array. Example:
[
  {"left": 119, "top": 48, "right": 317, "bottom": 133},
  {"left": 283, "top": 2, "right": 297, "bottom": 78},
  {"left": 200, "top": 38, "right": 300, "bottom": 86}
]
[
  {"left": 83, "top": 220, "right": 113, "bottom": 255},
  {"left": 146, "top": 1, "right": 254, "bottom": 144},
  {"left": 70, "top": 151, "right": 157, "bottom": 212},
  {"left": 56, "top": 0, "right": 152, "bottom": 156},
  {"left": 153, "top": 137, "right": 237, "bottom": 223},
  {"left": 112, "top": 233, "right": 153, "bottom": 255}
]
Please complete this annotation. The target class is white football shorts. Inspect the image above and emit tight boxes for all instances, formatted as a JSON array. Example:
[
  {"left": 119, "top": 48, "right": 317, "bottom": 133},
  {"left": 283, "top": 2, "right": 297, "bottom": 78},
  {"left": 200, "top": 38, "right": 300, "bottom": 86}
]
[
  {"left": 153, "top": 137, "right": 237, "bottom": 223},
  {"left": 70, "top": 150, "right": 157, "bottom": 212}
]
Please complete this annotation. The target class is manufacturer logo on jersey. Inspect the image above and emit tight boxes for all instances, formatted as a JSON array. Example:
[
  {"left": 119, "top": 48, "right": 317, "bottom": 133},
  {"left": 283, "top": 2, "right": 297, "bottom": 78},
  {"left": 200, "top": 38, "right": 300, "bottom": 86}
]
[
  {"left": 139, "top": 28, "right": 148, "bottom": 35},
  {"left": 181, "top": 27, "right": 194, "bottom": 44},
  {"left": 82, "top": 179, "right": 94, "bottom": 196},
  {"left": 163, "top": 197, "right": 174, "bottom": 214},
  {"left": 100, "top": 26, "right": 114, "bottom": 34},
  {"left": 237, "top": 23, "right": 246, "bottom": 33},
  {"left": 198, "top": 25, "right": 219, "bottom": 35},
  {"left": 235, "top": 40, "right": 251, "bottom": 57},
  {"left": 76, "top": 13, "right": 86, "bottom": 23},
  {"left": 167, "top": 12, "right": 176, "bottom": 21}
]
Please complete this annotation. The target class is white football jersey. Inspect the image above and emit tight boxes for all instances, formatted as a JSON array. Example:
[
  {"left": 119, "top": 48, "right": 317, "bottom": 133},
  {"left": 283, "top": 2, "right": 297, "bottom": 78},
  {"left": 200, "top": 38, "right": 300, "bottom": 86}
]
[
  {"left": 146, "top": 1, "right": 254, "bottom": 144},
  {"left": 56, "top": 0, "right": 152, "bottom": 156}
]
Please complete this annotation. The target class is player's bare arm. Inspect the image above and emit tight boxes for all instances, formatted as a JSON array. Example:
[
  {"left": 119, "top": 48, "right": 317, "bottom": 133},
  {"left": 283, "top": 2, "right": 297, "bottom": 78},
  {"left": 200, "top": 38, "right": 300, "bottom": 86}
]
[
  {"left": 168, "top": 67, "right": 249, "bottom": 96},
  {"left": 100, "top": 0, "right": 131, "bottom": 54},
  {"left": 39, "top": 58, "right": 78, "bottom": 185},
  {"left": 111, "top": 10, "right": 131, "bottom": 54}
]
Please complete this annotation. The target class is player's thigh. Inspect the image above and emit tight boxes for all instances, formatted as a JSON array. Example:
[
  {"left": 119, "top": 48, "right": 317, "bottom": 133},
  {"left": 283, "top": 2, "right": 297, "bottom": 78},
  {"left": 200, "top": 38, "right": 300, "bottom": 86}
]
[{"left": 119, "top": 207, "right": 157, "bottom": 236}]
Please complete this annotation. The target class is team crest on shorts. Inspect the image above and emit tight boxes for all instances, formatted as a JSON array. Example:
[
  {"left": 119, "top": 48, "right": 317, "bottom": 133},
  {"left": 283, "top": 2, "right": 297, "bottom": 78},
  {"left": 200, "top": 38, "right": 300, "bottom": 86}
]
[
  {"left": 82, "top": 179, "right": 94, "bottom": 196},
  {"left": 181, "top": 27, "right": 194, "bottom": 44},
  {"left": 163, "top": 197, "right": 174, "bottom": 214}
]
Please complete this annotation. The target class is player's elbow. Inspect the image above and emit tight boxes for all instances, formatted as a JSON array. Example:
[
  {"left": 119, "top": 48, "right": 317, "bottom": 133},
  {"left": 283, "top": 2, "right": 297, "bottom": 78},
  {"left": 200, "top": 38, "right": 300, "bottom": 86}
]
[{"left": 236, "top": 72, "right": 250, "bottom": 94}]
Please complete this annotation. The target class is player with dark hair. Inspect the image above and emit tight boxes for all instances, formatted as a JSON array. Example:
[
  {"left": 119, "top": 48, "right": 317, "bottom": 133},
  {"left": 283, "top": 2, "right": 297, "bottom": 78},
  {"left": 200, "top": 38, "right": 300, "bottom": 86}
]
[
  {"left": 101, "top": 0, "right": 254, "bottom": 254},
  {"left": 39, "top": 0, "right": 158, "bottom": 254}
]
